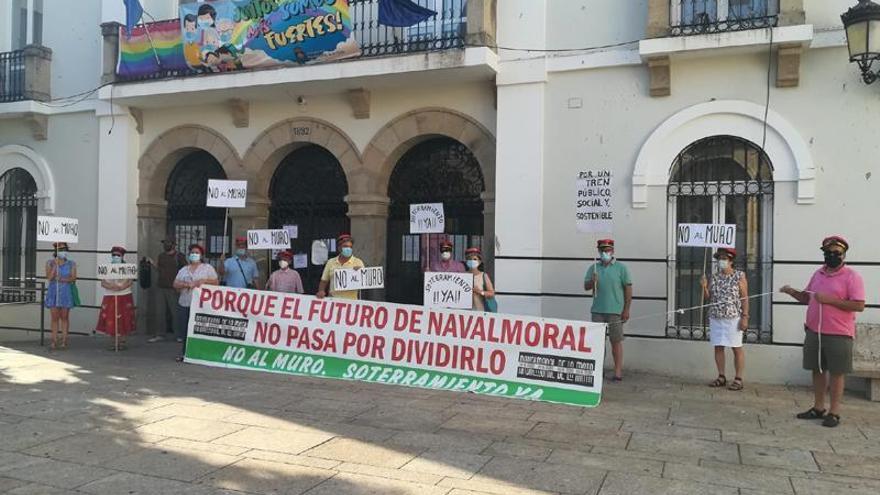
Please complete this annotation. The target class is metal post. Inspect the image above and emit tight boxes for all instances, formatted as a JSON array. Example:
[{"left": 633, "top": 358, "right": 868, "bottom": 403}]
[{"left": 39, "top": 281, "right": 45, "bottom": 346}]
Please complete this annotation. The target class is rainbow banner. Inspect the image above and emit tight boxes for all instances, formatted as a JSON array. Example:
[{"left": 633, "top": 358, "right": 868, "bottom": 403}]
[{"left": 118, "top": 20, "right": 189, "bottom": 79}]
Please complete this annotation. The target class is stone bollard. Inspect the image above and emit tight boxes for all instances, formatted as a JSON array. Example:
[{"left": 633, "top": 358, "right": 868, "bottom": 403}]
[{"left": 854, "top": 323, "right": 880, "bottom": 401}]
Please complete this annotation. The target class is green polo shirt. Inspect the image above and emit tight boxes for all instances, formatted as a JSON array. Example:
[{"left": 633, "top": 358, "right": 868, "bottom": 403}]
[{"left": 585, "top": 260, "right": 632, "bottom": 315}]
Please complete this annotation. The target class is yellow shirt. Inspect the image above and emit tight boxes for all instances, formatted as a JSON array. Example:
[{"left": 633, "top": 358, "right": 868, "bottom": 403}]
[{"left": 320, "top": 256, "right": 365, "bottom": 299}]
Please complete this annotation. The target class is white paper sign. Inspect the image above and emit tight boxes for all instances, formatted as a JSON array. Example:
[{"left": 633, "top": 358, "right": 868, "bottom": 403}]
[
  {"left": 293, "top": 253, "right": 308, "bottom": 269},
  {"left": 410, "top": 203, "right": 445, "bottom": 234},
  {"left": 333, "top": 267, "right": 385, "bottom": 291},
  {"left": 283, "top": 225, "right": 298, "bottom": 239},
  {"left": 247, "top": 229, "right": 291, "bottom": 250},
  {"left": 96, "top": 263, "right": 139, "bottom": 280},
  {"left": 576, "top": 170, "right": 613, "bottom": 234},
  {"left": 206, "top": 180, "right": 248, "bottom": 208},
  {"left": 424, "top": 272, "right": 473, "bottom": 309},
  {"left": 676, "top": 223, "right": 736, "bottom": 248},
  {"left": 311, "top": 240, "right": 329, "bottom": 265},
  {"left": 37, "top": 216, "right": 79, "bottom": 243}
]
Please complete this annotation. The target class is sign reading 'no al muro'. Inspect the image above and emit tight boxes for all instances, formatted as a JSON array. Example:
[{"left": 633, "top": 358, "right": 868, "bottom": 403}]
[{"left": 185, "top": 286, "right": 606, "bottom": 407}]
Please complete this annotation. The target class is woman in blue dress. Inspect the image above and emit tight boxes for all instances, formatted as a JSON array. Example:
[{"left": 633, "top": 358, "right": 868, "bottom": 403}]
[{"left": 45, "top": 242, "right": 77, "bottom": 350}]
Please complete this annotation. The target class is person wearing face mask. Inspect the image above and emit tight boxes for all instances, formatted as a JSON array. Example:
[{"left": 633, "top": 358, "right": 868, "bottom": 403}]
[
  {"left": 782, "top": 236, "right": 865, "bottom": 428},
  {"left": 584, "top": 239, "right": 632, "bottom": 382},
  {"left": 267, "top": 251, "right": 304, "bottom": 294},
  {"left": 96, "top": 247, "right": 136, "bottom": 350},
  {"left": 465, "top": 248, "right": 494, "bottom": 311},
  {"left": 430, "top": 240, "right": 465, "bottom": 273},
  {"left": 317, "top": 234, "right": 365, "bottom": 300},
  {"left": 701, "top": 248, "right": 749, "bottom": 391},
  {"left": 45, "top": 242, "right": 77, "bottom": 351},
  {"left": 152, "top": 239, "right": 187, "bottom": 343},
  {"left": 173, "top": 244, "right": 219, "bottom": 361},
  {"left": 220, "top": 237, "right": 261, "bottom": 290}
]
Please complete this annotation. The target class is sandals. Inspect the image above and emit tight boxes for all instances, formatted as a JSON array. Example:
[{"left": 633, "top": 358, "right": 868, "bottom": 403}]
[
  {"left": 822, "top": 413, "right": 841, "bottom": 428},
  {"left": 796, "top": 407, "right": 826, "bottom": 420},
  {"left": 728, "top": 377, "right": 744, "bottom": 391},
  {"left": 709, "top": 375, "right": 727, "bottom": 387}
]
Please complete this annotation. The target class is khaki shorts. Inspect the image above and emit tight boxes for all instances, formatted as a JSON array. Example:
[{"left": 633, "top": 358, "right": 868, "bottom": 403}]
[
  {"left": 592, "top": 313, "right": 624, "bottom": 343},
  {"left": 803, "top": 329, "right": 853, "bottom": 374}
]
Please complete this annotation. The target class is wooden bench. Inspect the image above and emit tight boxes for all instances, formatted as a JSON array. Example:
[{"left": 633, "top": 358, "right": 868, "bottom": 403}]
[{"left": 854, "top": 323, "right": 880, "bottom": 402}]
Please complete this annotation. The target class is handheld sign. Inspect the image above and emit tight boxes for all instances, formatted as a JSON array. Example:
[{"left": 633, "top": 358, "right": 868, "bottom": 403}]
[
  {"left": 333, "top": 267, "right": 385, "bottom": 291},
  {"left": 410, "top": 203, "right": 445, "bottom": 234},
  {"left": 206, "top": 180, "right": 248, "bottom": 208},
  {"left": 96, "top": 263, "right": 139, "bottom": 280},
  {"left": 293, "top": 253, "right": 308, "bottom": 269},
  {"left": 37, "top": 216, "right": 79, "bottom": 243},
  {"left": 283, "top": 225, "right": 298, "bottom": 239},
  {"left": 424, "top": 272, "right": 473, "bottom": 309},
  {"left": 676, "top": 223, "right": 736, "bottom": 248},
  {"left": 247, "top": 229, "right": 291, "bottom": 250},
  {"left": 576, "top": 170, "right": 613, "bottom": 233}
]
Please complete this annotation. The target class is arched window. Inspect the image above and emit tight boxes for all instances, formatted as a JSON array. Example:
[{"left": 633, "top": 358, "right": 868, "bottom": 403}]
[
  {"left": 667, "top": 136, "right": 774, "bottom": 343},
  {"left": 386, "top": 137, "right": 485, "bottom": 304},
  {"left": 0, "top": 167, "right": 38, "bottom": 301},
  {"left": 166, "top": 151, "right": 228, "bottom": 265},
  {"left": 269, "top": 144, "right": 349, "bottom": 293}
]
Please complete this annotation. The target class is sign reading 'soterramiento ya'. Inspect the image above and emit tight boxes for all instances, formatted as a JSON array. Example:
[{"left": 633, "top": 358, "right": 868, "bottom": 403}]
[{"left": 185, "top": 286, "right": 606, "bottom": 407}]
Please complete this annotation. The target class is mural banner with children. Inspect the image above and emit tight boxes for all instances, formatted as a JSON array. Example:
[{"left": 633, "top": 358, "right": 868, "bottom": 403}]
[
  {"left": 185, "top": 286, "right": 606, "bottom": 407},
  {"left": 180, "top": 0, "right": 361, "bottom": 73}
]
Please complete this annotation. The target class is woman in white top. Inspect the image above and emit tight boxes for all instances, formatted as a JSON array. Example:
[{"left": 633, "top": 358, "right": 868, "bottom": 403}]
[
  {"left": 173, "top": 244, "right": 218, "bottom": 362},
  {"left": 466, "top": 247, "right": 495, "bottom": 311},
  {"left": 96, "top": 246, "right": 136, "bottom": 350}
]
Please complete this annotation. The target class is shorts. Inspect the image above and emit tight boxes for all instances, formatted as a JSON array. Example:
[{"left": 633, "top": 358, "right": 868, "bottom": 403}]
[
  {"left": 803, "top": 329, "right": 853, "bottom": 374},
  {"left": 592, "top": 313, "right": 624, "bottom": 343},
  {"left": 709, "top": 317, "right": 743, "bottom": 348}
]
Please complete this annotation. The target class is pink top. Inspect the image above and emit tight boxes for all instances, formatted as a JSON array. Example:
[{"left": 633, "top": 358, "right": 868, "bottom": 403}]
[
  {"left": 430, "top": 259, "right": 466, "bottom": 273},
  {"left": 267, "top": 268, "right": 304, "bottom": 294},
  {"left": 805, "top": 266, "right": 865, "bottom": 337}
]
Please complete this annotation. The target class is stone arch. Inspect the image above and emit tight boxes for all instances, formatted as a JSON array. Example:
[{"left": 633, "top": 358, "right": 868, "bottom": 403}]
[
  {"left": 138, "top": 125, "right": 242, "bottom": 204},
  {"left": 632, "top": 100, "right": 815, "bottom": 208},
  {"left": 0, "top": 145, "right": 55, "bottom": 213},
  {"left": 242, "top": 117, "right": 362, "bottom": 199}
]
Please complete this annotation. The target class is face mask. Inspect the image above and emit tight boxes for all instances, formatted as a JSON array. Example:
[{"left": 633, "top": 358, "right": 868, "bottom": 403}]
[
  {"left": 198, "top": 18, "right": 213, "bottom": 28},
  {"left": 220, "top": 32, "right": 232, "bottom": 43},
  {"left": 466, "top": 259, "right": 480, "bottom": 270},
  {"left": 57, "top": 251, "right": 68, "bottom": 260},
  {"left": 279, "top": 260, "right": 289, "bottom": 269},
  {"left": 717, "top": 259, "right": 730, "bottom": 270},
  {"left": 236, "top": 249, "right": 246, "bottom": 257},
  {"left": 340, "top": 247, "right": 353, "bottom": 258},
  {"left": 189, "top": 253, "right": 201, "bottom": 263},
  {"left": 441, "top": 251, "right": 452, "bottom": 261},
  {"left": 824, "top": 251, "right": 843, "bottom": 269},
  {"left": 184, "top": 31, "right": 196, "bottom": 42},
  {"left": 111, "top": 255, "right": 122, "bottom": 264},
  {"left": 600, "top": 252, "right": 612, "bottom": 262}
]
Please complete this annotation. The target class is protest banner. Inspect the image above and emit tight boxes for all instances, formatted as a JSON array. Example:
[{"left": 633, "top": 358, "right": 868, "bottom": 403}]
[
  {"left": 247, "top": 229, "right": 292, "bottom": 250},
  {"left": 410, "top": 203, "right": 445, "bottom": 234},
  {"left": 185, "top": 286, "right": 605, "bottom": 407},
  {"left": 333, "top": 267, "right": 385, "bottom": 291},
  {"left": 37, "top": 216, "right": 79, "bottom": 243},
  {"left": 206, "top": 180, "right": 248, "bottom": 208},
  {"left": 96, "top": 263, "right": 139, "bottom": 280},
  {"left": 576, "top": 170, "right": 613, "bottom": 233},
  {"left": 424, "top": 272, "right": 473, "bottom": 310},
  {"left": 676, "top": 223, "right": 736, "bottom": 248}
]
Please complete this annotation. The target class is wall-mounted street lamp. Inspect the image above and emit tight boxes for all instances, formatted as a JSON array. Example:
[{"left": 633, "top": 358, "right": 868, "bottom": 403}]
[{"left": 842, "top": 0, "right": 880, "bottom": 84}]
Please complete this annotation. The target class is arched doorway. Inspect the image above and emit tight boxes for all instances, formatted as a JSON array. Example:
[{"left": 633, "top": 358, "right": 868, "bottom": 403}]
[
  {"left": 667, "top": 135, "right": 774, "bottom": 343},
  {"left": 0, "top": 168, "right": 38, "bottom": 301},
  {"left": 165, "top": 150, "right": 229, "bottom": 267},
  {"left": 386, "top": 137, "right": 485, "bottom": 305},
  {"left": 269, "top": 144, "right": 349, "bottom": 294}
]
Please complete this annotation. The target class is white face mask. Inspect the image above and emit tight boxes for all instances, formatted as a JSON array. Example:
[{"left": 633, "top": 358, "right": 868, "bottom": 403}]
[
  {"left": 440, "top": 251, "right": 452, "bottom": 261},
  {"left": 279, "top": 260, "right": 289, "bottom": 269},
  {"left": 717, "top": 259, "right": 730, "bottom": 270}
]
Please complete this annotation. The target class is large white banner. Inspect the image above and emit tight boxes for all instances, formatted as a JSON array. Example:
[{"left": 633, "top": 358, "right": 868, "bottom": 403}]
[
  {"left": 36, "top": 216, "right": 79, "bottom": 243},
  {"left": 206, "top": 180, "right": 248, "bottom": 208},
  {"left": 576, "top": 170, "right": 613, "bottom": 234},
  {"left": 676, "top": 223, "right": 736, "bottom": 248},
  {"left": 185, "top": 286, "right": 606, "bottom": 407}
]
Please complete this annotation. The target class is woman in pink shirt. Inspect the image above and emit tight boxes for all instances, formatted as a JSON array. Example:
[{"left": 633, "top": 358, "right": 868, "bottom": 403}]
[
  {"left": 781, "top": 235, "right": 865, "bottom": 428},
  {"left": 267, "top": 251, "right": 304, "bottom": 294}
]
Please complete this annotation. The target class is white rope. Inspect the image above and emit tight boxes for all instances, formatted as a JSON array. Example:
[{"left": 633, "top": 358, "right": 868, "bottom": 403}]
[{"left": 626, "top": 291, "right": 777, "bottom": 324}]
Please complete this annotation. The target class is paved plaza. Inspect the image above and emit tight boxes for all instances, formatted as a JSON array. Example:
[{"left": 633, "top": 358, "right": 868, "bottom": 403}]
[{"left": 1, "top": 333, "right": 880, "bottom": 495}]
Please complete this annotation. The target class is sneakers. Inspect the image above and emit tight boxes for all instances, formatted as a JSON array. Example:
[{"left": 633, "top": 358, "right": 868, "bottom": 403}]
[{"left": 147, "top": 336, "right": 163, "bottom": 343}]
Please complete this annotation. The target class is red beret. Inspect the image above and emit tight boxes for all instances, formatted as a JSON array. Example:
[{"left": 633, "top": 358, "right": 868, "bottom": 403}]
[
  {"left": 337, "top": 233, "right": 353, "bottom": 245},
  {"left": 465, "top": 247, "right": 482, "bottom": 258},
  {"left": 714, "top": 247, "right": 736, "bottom": 259},
  {"left": 110, "top": 246, "right": 126, "bottom": 256},
  {"left": 278, "top": 250, "right": 293, "bottom": 261},
  {"left": 597, "top": 239, "right": 614, "bottom": 248},
  {"left": 188, "top": 244, "right": 205, "bottom": 255},
  {"left": 53, "top": 242, "right": 69, "bottom": 250},
  {"left": 235, "top": 236, "right": 247, "bottom": 245},
  {"left": 440, "top": 240, "right": 454, "bottom": 250},
  {"left": 822, "top": 235, "right": 849, "bottom": 252}
]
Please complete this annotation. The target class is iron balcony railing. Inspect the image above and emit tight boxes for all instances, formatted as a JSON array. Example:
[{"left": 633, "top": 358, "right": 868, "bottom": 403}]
[
  {"left": 670, "top": 0, "right": 779, "bottom": 37},
  {"left": 0, "top": 50, "right": 26, "bottom": 103},
  {"left": 116, "top": 0, "right": 467, "bottom": 82}
]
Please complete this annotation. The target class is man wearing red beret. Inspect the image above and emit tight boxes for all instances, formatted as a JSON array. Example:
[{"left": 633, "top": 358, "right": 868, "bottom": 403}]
[
  {"left": 430, "top": 239, "right": 465, "bottom": 273},
  {"left": 267, "top": 250, "right": 304, "bottom": 294},
  {"left": 584, "top": 239, "right": 633, "bottom": 382}
]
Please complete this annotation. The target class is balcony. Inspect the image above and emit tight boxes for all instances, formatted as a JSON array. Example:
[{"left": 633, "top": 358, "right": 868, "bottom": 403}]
[
  {"left": 669, "top": 0, "right": 779, "bottom": 37},
  {"left": 0, "top": 46, "right": 52, "bottom": 103}
]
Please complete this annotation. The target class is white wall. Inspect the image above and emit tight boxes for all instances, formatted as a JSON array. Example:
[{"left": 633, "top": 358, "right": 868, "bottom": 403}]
[
  {"left": 545, "top": 0, "right": 647, "bottom": 50},
  {"left": 43, "top": 0, "right": 102, "bottom": 99}
]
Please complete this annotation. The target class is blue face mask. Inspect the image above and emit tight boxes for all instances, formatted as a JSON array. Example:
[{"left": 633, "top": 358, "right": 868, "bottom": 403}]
[
  {"left": 340, "top": 247, "right": 353, "bottom": 258},
  {"left": 236, "top": 249, "right": 246, "bottom": 257},
  {"left": 57, "top": 251, "right": 68, "bottom": 260},
  {"left": 198, "top": 18, "right": 213, "bottom": 29},
  {"left": 111, "top": 255, "right": 122, "bottom": 264},
  {"left": 189, "top": 253, "right": 201, "bottom": 263},
  {"left": 184, "top": 31, "right": 197, "bottom": 42},
  {"left": 466, "top": 259, "right": 480, "bottom": 270}
]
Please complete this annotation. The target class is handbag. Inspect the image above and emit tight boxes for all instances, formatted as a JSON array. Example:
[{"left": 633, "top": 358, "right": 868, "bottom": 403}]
[
  {"left": 70, "top": 283, "right": 81, "bottom": 307},
  {"left": 482, "top": 273, "right": 498, "bottom": 313}
]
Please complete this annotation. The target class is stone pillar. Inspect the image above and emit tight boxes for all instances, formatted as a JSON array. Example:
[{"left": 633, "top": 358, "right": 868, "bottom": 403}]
[
  {"left": 230, "top": 197, "right": 271, "bottom": 282},
  {"left": 466, "top": 0, "right": 496, "bottom": 48},
  {"left": 22, "top": 44, "right": 51, "bottom": 102},
  {"left": 346, "top": 194, "right": 390, "bottom": 301},
  {"left": 138, "top": 201, "right": 168, "bottom": 334},
  {"left": 778, "top": 0, "right": 805, "bottom": 27},
  {"left": 100, "top": 22, "right": 121, "bottom": 84},
  {"left": 646, "top": 0, "right": 670, "bottom": 38}
]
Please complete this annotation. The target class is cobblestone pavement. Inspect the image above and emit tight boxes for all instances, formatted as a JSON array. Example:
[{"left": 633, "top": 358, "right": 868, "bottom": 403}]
[{"left": 1, "top": 334, "right": 879, "bottom": 495}]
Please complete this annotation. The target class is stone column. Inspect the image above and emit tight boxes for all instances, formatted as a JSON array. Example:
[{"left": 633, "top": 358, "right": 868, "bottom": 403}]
[
  {"left": 138, "top": 201, "right": 168, "bottom": 334},
  {"left": 346, "top": 194, "right": 390, "bottom": 301},
  {"left": 100, "top": 22, "right": 121, "bottom": 84},
  {"left": 778, "top": 0, "right": 805, "bottom": 27},
  {"left": 22, "top": 44, "right": 51, "bottom": 102}
]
